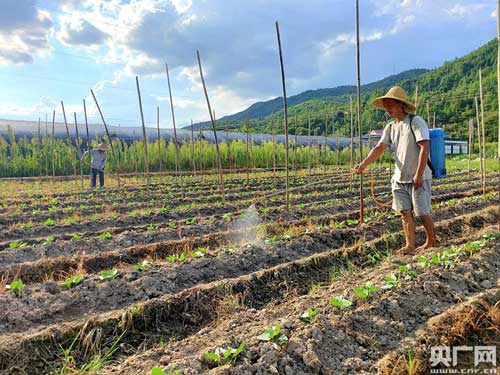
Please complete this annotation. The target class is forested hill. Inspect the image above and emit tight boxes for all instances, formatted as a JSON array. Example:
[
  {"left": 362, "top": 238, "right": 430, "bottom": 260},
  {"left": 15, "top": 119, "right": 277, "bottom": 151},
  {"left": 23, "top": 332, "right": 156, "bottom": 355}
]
[{"left": 189, "top": 38, "right": 497, "bottom": 141}]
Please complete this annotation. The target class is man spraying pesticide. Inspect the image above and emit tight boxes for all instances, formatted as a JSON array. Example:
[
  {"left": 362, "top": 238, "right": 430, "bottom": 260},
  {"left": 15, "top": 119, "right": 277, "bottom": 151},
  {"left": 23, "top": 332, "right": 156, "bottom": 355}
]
[
  {"left": 354, "top": 86, "right": 435, "bottom": 255},
  {"left": 81, "top": 143, "right": 111, "bottom": 189}
]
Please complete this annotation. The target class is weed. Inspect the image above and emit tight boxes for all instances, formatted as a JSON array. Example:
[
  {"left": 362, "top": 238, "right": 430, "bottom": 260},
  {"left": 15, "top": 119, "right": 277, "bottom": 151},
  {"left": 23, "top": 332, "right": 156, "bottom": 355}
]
[
  {"left": 204, "top": 341, "right": 246, "bottom": 367},
  {"left": 99, "top": 268, "right": 118, "bottom": 281},
  {"left": 300, "top": 308, "right": 319, "bottom": 324},
  {"left": 7, "top": 279, "right": 24, "bottom": 297},
  {"left": 257, "top": 325, "right": 288, "bottom": 345},
  {"left": 406, "top": 350, "right": 417, "bottom": 375}
]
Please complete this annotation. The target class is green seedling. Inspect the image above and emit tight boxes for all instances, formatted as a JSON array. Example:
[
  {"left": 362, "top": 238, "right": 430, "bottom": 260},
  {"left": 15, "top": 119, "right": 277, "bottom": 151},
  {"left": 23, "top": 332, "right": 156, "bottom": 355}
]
[
  {"left": 99, "top": 268, "right": 118, "bottom": 281},
  {"left": 222, "top": 213, "right": 232, "bottom": 222},
  {"left": 32, "top": 208, "right": 41, "bottom": 214},
  {"left": 440, "top": 247, "right": 463, "bottom": 268},
  {"left": 71, "top": 233, "right": 81, "bottom": 241},
  {"left": 191, "top": 247, "right": 207, "bottom": 258},
  {"left": 300, "top": 308, "right": 319, "bottom": 324},
  {"left": 168, "top": 222, "right": 177, "bottom": 229},
  {"left": 346, "top": 219, "right": 359, "bottom": 227},
  {"left": 301, "top": 229, "right": 313, "bottom": 236},
  {"left": 223, "top": 245, "right": 237, "bottom": 254},
  {"left": 260, "top": 207, "right": 270, "bottom": 214},
  {"left": 7, "top": 279, "right": 24, "bottom": 297},
  {"left": 44, "top": 235, "right": 55, "bottom": 246},
  {"left": 329, "top": 297, "right": 352, "bottom": 311},
  {"left": 463, "top": 240, "right": 485, "bottom": 256},
  {"left": 317, "top": 225, "right": 329, "bottom": 232},
  {"left": 166, "top": 253, "right": 186, "bottom": 263},
  {"left": 160, "top": 207, "right": 168, "bottom": 214},
  {"left": 23, "top": 223, "right": 32, "bottom": 229},
  {"left": 147, "top": 223, "right": 159, "bottom": 231},
  {"left": 45, "top": 218, "right": 55, "bottom": 226},
  {"left": 204, "top": 341, "right": 246, "bottom": 367},
  {"left": 482, "top": 231, "right": 500, "bottom": 241},
  {"left": 185, "top": 218, "right": 196, "bottom": 225},
  {"left": 9, "top": 241, "right": 28, "bottom": 249},
  {"left": 109, "top": 213, "right": 118, "bottom": 220},
  {"left": 151, "top": 367, "right": 181, "bottom": 375},
  {"left": 386, "top": 212, "right": 398, "bottom": 220},
  {"left": 264, "top": 236, "right": 277, "bottom": 244},
  {"left": 98, "top": 231, "right": 113, "bottom": 240},
  {"left": 133, "top": 260, "right": 151, "bottom": 271},
  {"left": 298, "top": 203, "right": 306, "bottom": 209},
  {"left": 353, "top": 284, "right": 378, "bottom": 300},
  {"left": 280, "top": 234, "right": 293, "bottom": 240},
  {"left": 399, "top": 264, "right": 417, "bottom": 280},
  {"left": 332, "top": 221, "right": 346, "bottom": 229},
  {"left": 383, "top": 274, "right": 400, "bottom": 289},
  {"left": 257, "top": 325, "right": 288, "bottom": 345},
  {"left": 62, "top": 275, "right": 83, "bottom": 289},
  {"left": 214, "top": 201, "right": 222, "bottom": 208},
  {"left": 48, "top": 205, "right": 57, "bottom": 212}
]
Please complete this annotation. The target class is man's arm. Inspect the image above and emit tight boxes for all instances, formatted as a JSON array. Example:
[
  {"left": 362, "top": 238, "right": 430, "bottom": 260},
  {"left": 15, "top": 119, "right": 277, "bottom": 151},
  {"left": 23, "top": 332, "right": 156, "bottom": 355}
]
[
  {"left": 81, "top": 150, "right": 89, "bottom": 162},
  {"left": 354, "top": 143, "right": 388, "bottom": 174},
  {"left": 413, "top": 140, "right": 430, "bottom": 189}
]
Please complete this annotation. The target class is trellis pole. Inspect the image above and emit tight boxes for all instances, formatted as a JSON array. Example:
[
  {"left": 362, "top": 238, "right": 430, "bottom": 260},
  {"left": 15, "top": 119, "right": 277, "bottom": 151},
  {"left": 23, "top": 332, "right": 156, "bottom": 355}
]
[
  {"left": 308, "top": 110, "right": 312, "bottom": 175},
  {"left": 355, "top": 0, "right": 364, "bottom": 223},
  {"left": 196, "top": 50, "right": 225, "bottom": 202},
  {"left": 73, "top": 112, "right": 84, "bottom": 190},
  {"left": 271, "top": 101, "right": 276, "bottom": 181},
  {"left": 61, "top": 101, "right": 78, "bottom": 184},
  {"left": 190, "top": 120, "right": 196, "bottom": 175},
  {"left": 83, "top": 99, "right": 90, "bottom": 151},
  {"left": 156, "top": 106, "right": 162, "bottom": 173},
  {"left": 350, "top": 96, "right": 354, "bottom": 191},
  {"left": 135, "top": 76, "right": 150, "bottom": 195},
  {"left": 51, "top": 110, "right": 55, "bottom": 178},
  {"left": 479, "top": 68, "right": 486, "bottom": 195},
  {"left": 165, "top": 63, "right": 184, "bottom": 194},
  {"left": 475, "top": 95, "right": 482, "bottom": 174},
  {"left": 468, "top": 118, "right": 473, "bottom": 176}
]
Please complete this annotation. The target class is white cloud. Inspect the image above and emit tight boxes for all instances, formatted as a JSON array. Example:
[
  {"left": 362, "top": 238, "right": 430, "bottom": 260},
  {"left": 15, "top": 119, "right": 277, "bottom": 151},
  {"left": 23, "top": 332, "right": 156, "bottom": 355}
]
[
  {"left": 0, "top": 1, "right": 53, "bottom": 64},
  {"left": 57, "top": 15, "right": 108, "bottom": 46}
]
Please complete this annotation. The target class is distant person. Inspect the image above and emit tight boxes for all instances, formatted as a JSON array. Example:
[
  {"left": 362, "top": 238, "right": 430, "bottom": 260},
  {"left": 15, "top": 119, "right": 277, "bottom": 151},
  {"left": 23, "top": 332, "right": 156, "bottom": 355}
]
[
  {"left": 354, "top": 86, "right": 435, "bottom": 255},
  {"left": 81, "top": 143, "right": 110, "bottom": 189}
]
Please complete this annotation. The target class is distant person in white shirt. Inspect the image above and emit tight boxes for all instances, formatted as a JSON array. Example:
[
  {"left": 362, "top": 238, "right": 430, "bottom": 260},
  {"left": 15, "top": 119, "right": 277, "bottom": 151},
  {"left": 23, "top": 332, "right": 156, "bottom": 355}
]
[
  {"left": 81, "top": 143, "right": 110, "bottom": 188},
  {"left": 354, "top": 86, "right": 435, "bottom": 255}
]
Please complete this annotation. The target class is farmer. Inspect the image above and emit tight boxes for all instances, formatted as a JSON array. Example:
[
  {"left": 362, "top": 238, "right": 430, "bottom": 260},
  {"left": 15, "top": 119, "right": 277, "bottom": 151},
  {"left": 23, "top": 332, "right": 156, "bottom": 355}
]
[
  {"left": 354, "top": 86, "right": 435, "bottom": 255},
  {"left": 81, "top": 143, "right": 110, "bottom": 189}
]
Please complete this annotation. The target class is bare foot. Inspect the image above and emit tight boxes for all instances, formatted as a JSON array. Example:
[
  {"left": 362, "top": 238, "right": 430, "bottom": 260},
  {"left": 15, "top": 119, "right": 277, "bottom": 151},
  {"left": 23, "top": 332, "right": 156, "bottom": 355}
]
[
  {"left": 416, "top": 242, "right": 435, "bottom": 252},
  {"left": 395, "top": 246, "right": 417, "bottom": 256}
]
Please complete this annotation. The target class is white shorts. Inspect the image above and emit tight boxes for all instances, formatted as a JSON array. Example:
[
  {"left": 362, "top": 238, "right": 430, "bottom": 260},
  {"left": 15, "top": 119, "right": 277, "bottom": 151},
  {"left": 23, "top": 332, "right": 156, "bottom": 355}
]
[{"left": 391, "top": 179, "right": 432, "bottom": 216}]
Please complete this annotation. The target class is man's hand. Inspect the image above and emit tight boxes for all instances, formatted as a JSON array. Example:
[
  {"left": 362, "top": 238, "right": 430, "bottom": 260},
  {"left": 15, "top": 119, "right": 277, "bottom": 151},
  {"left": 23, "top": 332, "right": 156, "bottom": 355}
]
[
  {"left": 413, "top": 174, "right": 423, "bottom": 189},
  {"left": 354, "top": 162, "right": 368, "bottom": 174}
]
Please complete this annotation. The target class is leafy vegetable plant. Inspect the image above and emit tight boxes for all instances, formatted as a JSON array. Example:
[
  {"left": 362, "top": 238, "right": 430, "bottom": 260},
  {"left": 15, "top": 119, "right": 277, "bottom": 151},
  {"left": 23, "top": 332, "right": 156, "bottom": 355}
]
[
  {"left": 257, "top": 325, "right": 288, "bottom": 345},
  {"left": 204, "top": 341, "right": 246, "bottom": 367},
  {"left": 329, "top": 297, "right": 352, "bottom": 311},
  {"left": 98, "top": 231, "right": 113, "bottom": 240},
  {"left": 62, "top": 275, "right": 83, "bottom": 289},
  {"left": 7, "top": 279, "right": 24, "bottom": 297},
  {"left": 99, "top": 268, "right": 118, "bottom": 281},
  {"left": 353, "top": 284, "right": 378, "bottom": 300},
  {"left": 300, "top": 308, "right": 319, "bottom": 324}
]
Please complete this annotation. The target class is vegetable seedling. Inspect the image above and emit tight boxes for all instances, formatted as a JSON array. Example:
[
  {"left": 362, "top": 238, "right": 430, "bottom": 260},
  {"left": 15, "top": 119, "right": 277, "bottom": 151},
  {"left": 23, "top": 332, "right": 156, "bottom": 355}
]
[
  {"left": 300, "top": 308, "right": 319, "bottom": 324},
  {"left": 204, "top": 341, "right": 246, "bottom": 367},
  {"left": 257, "top": 325, "right": 288, "bottom": 345},
  {"left": 147, "top": 224, "right": 159, "bottom": 231},
  {"left": 133, "top": 260, "right": 150, "bottom": 271},
  {"left": 62, "top": 275, "right": 83, "bottom": 289},
  {"left": 353, "top": 284, "right": 378, "bottom": 300},
  {"left": 98, "top": 231, "right": 113, "bottom": 240},
  {"left": 71, "top": 233, "right": 81, "bottom": 241},
  {"left": 9, "top": 241, "right": 28, "bottom": 249},
  {"left": 43, "top": 235, "right": 55, "bottom": 246},
  {"left": 191, "top": 247, "right": 206, "bottom": 258},
  {"left": 45, "top": 218, "right": 55, "bottom": 226},
  {"left": 329, "top": 297, "right": 352, "bottom": 311},
  {"left": 7, "top": 279, "right": 24, "bottom": 297},
  {"left": 99, "top": 268, "right": 118, "bottom": 281},
  {"left": 383, "top": 274, "right": 400, "bottom": 289}
]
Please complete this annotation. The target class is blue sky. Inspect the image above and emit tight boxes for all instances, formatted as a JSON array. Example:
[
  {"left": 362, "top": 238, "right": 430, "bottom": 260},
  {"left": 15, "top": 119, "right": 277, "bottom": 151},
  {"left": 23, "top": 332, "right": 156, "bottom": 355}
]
[{"left": 0, "top": 0, "right": 496, "bottom": 128}]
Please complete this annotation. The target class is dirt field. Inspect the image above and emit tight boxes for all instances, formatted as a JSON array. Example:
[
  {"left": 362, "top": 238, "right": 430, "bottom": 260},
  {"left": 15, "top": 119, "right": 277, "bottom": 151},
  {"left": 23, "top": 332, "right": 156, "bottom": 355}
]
[{"left": 0, "top": 168, "right": 498, "bottom": 375}]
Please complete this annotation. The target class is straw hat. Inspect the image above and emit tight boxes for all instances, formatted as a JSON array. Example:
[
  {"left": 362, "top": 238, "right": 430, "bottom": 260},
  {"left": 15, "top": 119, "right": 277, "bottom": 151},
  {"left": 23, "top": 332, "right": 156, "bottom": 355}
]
[
  {"left": 371, "top": 86, "right": 416, "bottom": 113},
  {"left": 95, "top": 143, "right": 111, "bottom": 151}
]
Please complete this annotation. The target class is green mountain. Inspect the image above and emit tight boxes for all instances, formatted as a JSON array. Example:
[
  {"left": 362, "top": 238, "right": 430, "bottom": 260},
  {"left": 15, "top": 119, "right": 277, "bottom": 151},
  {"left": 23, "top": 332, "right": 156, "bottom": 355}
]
[{"left": 192, "top": 38, "right": 498, "bottom": 141}]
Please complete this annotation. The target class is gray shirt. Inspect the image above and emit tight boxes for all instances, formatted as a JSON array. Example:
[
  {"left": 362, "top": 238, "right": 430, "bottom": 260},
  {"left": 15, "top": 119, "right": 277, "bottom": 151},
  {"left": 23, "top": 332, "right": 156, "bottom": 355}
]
[
  {"left": 81, "top": 149, "right": 107, "bottom": 170},
  {"left": 377, "top": 114, "right": 432, "bottom": 183}
]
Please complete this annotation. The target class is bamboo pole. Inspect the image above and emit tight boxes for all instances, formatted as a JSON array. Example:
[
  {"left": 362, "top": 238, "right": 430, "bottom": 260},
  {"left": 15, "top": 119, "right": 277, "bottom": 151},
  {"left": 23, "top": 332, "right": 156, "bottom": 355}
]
[
  {"left": 83, "top": 99, "right": 90, "bottom": 151},
  {"left": 350, "top": 95, "right": 354, "bottom": 173},
  {"left": 190, "top": 120, "right": 196, "bottom": 175},
  {"left": 355, "top": 0, "right": 364, "bottom": 224},
  {"left": 196, "top": 50, "right": 225, "bottom": 202},
  {"left": 468, "top": 118, "right": 473, "bottom": 176},
  {"left": 165, "top": 63, "right": 184, "bottom": 193},
  {"left": 37, "top": 117, "right": 42, "bottom": 180},
  {"left": 61, "top": 101, "right": 78, "bottom": 182},
  {"left": 45, "top": 113, "right": 49, "bottom": 176},
  {"left": 51, "top": 110, "right": 55, "bottom": 178},
  {"left": 73, "top": 112, "right": 84, "bottom": 190},
  {"left": 275, "top": 21, "right": 290, "bottom": 209},
  {"left": 135, "top": 76, "right": 150, "bottom": 195},
  {"left": 308, "top": 110, "right": 311, "bottom": 175},
  {"left": 271, "top": 101, "right": 276, "bottom": 181},
  {"left": 475, "top": 95, "right": 482, "bottom": 170},
  {"left": 245, "top": 119, "right": 250, "bottom": 184},
  {"left": 226, "top": 127, "right": 230, "bottom": 169},
  {"left": 90, "top": 89, "right": 121, "bottom": 188},
  {"left": 479, "top": 68, "right": 486, "bottom": 195},
  {"left": 156, "top": 106, "right": 162, "bottom": 173},
  {"left": 294, "top": 114, "right": 298, "bottom": 178},
  {"left": 323, "top": 113, "right": 328, "bottom": 176},
  {"left": 199, "top": 128, "right": 204, "bottom": 178}
]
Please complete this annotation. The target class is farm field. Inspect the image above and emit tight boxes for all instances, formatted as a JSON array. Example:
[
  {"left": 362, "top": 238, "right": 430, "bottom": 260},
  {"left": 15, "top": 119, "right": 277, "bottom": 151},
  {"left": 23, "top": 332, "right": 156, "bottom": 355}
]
[{"left": 0, "top": 168, "right": 499, "bottom": 375}]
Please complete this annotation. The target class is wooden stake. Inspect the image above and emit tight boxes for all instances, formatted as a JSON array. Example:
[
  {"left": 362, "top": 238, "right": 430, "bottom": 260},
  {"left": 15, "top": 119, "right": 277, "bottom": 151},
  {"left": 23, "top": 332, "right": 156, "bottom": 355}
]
[
  {"left": 165, "top": 63, "right": 184, "bottom": 193},
  {"left": 61, "top": 101, "right": 78, "bottom": 182},
  {"left": 90, "top": 89, "right": 121, "bottom": 188},
  {"left": 323, "top": 113, "right": 328, "bottom": 175},
  {"left": 355, "top": 0, "right": 364, "bottom": 224},
  {"left": 271, "top": 101, "right": 276, "bottom": 181},
  {"left": 196, "top": 50, "right": 225, "bottom": 202},
  {"left": 350, "top": 96, "right": 354, "bottom": 171},
  {"left": 51, "top": 110, "right": 55, "bottom": 178},
  {"left": 308, "top": 110, "right": 311, "bottom": 175},
  {"left": 475, "top": 95, "right": 482, "bottom": 167},
  {"left": 190, "top": 119, "right": 196, "bottom": 175},
  {"left": 83, "top": 99, "right": 90, "bottom": 151},
  {"left": 73, "top": 112, "right": 84, "bottom": 190},
  {"left": 156, "top": 106, "right": 162, "bottom": 173},
  {"left": 275, "top": 21, "right": 290, "bottom": 209},
  {"left": 245, "top": 119, "right": 250, "bottom": 184},
  {"left": 479, "top": 68, "right": 486, "bottom": 195},
  {"left": 468, "top": 118, "right": 473, "bottom": 176},
  {"left": 135, "top": 76, "right": 150, "bottom": 195}
]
